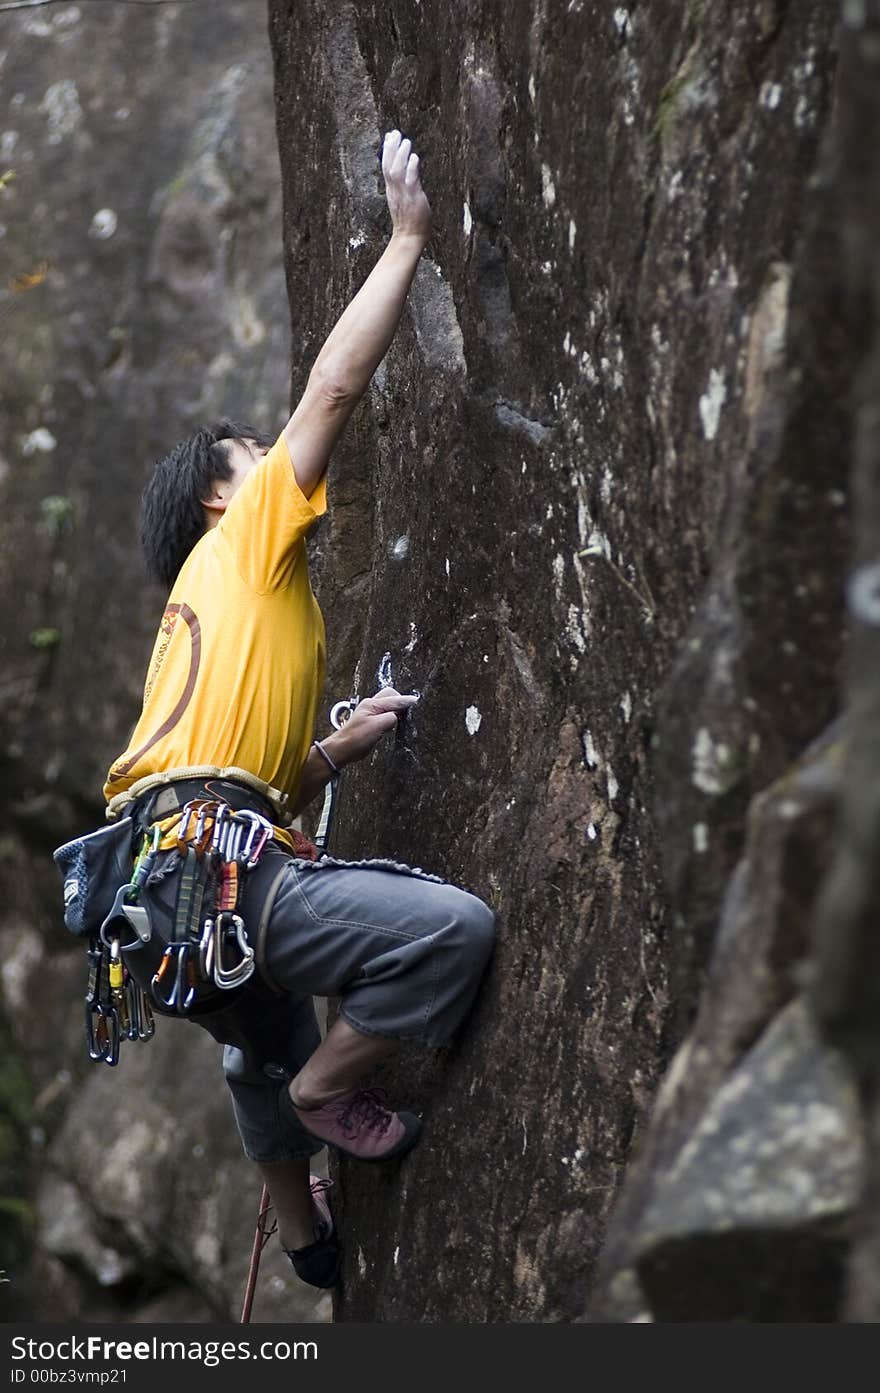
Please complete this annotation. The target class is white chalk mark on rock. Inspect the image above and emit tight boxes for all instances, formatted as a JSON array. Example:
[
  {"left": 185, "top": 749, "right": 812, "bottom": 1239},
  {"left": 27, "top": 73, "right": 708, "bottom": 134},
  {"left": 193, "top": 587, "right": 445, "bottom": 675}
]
[
  {"left": 465, "top": 706, "right": 482, "bottom": 736},
  {"left": 376, "top": 652, "right": 393, "bottom": 689},
  {"left": 699, "top": 368, "right": 727, "bottom": 441},
  {"left": 582, "top": 729, "right": 600, "bottom": 769},
  {"left": 390, "top": 534, "right": 410, "bottom": 561}
]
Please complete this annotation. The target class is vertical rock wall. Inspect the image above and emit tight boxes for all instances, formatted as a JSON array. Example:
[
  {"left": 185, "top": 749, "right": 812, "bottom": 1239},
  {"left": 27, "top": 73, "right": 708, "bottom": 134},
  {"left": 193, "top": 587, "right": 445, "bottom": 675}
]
[{"left": 268, "top": 0, "right": 854, "bottom": 1321}]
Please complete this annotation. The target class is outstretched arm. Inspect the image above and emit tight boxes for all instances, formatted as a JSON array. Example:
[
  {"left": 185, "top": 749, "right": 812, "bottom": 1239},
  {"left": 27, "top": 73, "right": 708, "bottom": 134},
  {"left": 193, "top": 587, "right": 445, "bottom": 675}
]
[{"left": 284, "top": 130, "right": 432, "bottom": 497}]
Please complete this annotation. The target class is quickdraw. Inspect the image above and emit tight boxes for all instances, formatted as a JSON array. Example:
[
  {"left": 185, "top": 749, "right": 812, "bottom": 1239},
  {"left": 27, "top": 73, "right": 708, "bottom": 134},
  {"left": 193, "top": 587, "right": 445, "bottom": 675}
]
[
  {"left": 85, "top": 943, "right": 120, "bottom": 1067},
  {"left": 83, "top": 825, "right": 161, "bottom": 1066},
  {"left": 149, "top": 800, "right": 273, "bottom": 1016},
  {"left": 315, "top": 696, "right": 359, "bottom": 851}
]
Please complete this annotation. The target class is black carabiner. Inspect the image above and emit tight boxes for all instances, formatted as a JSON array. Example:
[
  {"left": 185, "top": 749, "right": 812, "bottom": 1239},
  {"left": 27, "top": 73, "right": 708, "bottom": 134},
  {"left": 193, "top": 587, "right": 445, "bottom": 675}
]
[
  {"left": 86, "top": 1001, "right": 108, "bottom": 1061},
  {"left": 85, "top": 1003, "right": 120, "bottom": 1066},
  {"left": 151, "top": 942, "right": 197, "bottom": 1015},
  {"left": 100, "top": 1005, "right": 121, "bottom": 1066}
]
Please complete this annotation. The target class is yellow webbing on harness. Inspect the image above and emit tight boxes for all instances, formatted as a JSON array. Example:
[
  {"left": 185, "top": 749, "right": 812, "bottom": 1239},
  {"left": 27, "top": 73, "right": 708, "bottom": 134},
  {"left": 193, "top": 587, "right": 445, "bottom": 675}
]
[{"left": 105, "top": 765, "right": 292, "bottom": 826}]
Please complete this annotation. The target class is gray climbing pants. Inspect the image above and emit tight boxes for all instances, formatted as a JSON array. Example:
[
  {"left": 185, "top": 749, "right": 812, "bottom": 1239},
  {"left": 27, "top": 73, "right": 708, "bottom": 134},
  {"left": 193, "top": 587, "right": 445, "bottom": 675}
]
[{"left": 198, "top": 853, "right": 496, "bottom": 1163}]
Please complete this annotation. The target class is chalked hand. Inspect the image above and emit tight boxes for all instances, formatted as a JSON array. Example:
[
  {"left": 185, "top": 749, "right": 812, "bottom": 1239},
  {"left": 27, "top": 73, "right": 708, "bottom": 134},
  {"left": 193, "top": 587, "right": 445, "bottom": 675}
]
[
  {"left": 382, "top": 130, "right": 432, "bottom": 243},
  {"left": 332, "top": 687, "right": 420, "bottom": 765}
]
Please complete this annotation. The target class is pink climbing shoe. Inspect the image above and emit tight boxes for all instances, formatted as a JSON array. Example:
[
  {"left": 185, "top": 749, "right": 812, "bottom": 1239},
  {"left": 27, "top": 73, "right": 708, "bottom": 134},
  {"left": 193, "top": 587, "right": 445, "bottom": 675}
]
[{"left": 289, "top": 1086, "right": 422, "bottom": 1162}]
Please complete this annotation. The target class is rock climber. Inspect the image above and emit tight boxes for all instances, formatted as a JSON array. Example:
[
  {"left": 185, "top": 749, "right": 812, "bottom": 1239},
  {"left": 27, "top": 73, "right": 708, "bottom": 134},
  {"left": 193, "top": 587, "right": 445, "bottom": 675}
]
[{"left": 101, "top": 131, "right": 496, "bottom": 1290}]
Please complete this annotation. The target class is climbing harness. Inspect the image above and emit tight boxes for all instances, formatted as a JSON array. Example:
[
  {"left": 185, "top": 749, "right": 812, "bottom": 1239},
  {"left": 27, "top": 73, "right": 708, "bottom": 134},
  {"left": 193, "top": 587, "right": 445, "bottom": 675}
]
[{"left": 59, "top": 795, "right": 287, "bottom": 1064}]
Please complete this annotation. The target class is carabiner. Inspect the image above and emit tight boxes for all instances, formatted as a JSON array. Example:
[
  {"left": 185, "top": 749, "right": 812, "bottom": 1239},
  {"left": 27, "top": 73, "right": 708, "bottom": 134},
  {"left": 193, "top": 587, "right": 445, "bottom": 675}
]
[
  {"left": 212, "top": 913, "right": 254, "bottom": 990},
  {"left": 85, "top": 1003, "right": 120, "bottom": 1066},
  {"left": 137, "top": 987, "right": 155, "bottom": 1041},
  {"left": 211, "top": 804, "right": 229, "bottom": 857},
  {"left": 235, "top": 809, "right": 273, "bottom": 868},
  {"left": 199, "top": 916, "right": 215, "bottom": 979},
  {"left": 330, "top": 697, "right": 358, "bottom": 730},
  {"left": 123, "top": 975, "right": 141, "bottom": 1041},
  {"left": 177, "top": 801, "right": 197, "bottom": 846},
  {"left": 151, "top": 943, "right": 195, "bottom": 1014},
  {"left": 86, "top": 1001, "right": 108, "bottom": 1061}
]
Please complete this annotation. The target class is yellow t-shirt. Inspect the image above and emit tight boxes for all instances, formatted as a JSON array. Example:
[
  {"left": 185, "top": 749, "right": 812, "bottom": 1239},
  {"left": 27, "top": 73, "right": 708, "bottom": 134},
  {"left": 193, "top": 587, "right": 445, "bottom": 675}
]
[{"left": 104, "top": 433, "right": 328, "bottom": 809}]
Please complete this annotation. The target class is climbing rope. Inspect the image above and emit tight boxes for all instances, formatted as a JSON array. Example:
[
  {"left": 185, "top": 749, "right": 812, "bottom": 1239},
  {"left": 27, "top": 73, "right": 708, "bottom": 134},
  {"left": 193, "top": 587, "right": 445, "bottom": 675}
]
[{"left": 240, "top": 1184, "right": 276, "bottom": 1323}]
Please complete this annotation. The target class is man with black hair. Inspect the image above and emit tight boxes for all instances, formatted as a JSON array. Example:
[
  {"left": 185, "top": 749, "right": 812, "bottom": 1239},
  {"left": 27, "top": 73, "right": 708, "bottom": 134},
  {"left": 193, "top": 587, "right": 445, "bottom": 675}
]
[{"left": 102, "top": 131, "right": 495, "bottom": 1292}]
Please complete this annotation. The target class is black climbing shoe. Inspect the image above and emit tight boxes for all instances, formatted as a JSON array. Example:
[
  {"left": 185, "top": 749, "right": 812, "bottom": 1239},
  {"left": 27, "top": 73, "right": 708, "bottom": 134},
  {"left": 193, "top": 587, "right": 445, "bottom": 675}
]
[{"left": 284, "top": 1176, "right": 341, "bottom": 1289}]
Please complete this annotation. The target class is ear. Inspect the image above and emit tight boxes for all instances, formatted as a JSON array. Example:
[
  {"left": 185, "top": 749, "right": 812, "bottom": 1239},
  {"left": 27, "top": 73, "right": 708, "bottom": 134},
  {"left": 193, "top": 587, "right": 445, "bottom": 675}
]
[
  {"left": 199, "top": 487, "right": 230, "bottom": 532},
  {"left": 200, "top": 481, "right": 231, "bottom": 516},
  {"left": 199, "top": 487, "right": 226, "bottom": 515}
]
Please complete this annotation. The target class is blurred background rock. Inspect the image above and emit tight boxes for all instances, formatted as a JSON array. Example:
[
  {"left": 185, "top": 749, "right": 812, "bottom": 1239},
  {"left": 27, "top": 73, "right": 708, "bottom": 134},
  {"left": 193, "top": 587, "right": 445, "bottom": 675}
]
[{"left": 0, "top": 0, "right": 325, "bottom": 1323}]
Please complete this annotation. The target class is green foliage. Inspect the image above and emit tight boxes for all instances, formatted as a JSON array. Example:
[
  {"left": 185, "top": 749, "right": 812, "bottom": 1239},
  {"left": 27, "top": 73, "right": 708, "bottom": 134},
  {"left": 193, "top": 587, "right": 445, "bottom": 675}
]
[
  {"left": 0, "top": 1196, "right": 35, "bottom": 1231},
  {"left": 29, "top": 627, "right": 61, "bottom": 649},
  {"left": 40, "top": 494, "right": 74, "bottom": 537}
]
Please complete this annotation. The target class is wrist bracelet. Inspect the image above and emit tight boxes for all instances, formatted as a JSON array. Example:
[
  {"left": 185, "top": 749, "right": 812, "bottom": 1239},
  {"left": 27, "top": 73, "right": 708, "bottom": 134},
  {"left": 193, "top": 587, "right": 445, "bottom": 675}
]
[{"left": 313, "top": 739, "right": 340, "bottom": 778}]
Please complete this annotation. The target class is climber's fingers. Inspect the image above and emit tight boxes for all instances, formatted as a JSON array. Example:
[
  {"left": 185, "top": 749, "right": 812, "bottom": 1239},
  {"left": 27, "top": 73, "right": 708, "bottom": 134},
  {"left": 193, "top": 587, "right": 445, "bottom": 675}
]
[
  {"left": 389, "top": 132, "right": 412, "bottom": 179},
  {"left": 381, "top": 130, "right": 432, "bottom": 240}
]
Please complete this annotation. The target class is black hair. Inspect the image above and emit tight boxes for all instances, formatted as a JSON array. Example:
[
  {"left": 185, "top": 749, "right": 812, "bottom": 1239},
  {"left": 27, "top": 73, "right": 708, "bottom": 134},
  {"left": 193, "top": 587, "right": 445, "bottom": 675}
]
[{"left": 139, "top": 421, "right": 274, "bottom": 589}]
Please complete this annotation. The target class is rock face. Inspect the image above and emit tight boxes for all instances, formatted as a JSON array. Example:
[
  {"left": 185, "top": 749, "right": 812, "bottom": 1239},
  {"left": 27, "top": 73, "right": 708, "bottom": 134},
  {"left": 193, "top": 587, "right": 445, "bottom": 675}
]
[
  {"left": 267, "top": 0, "right": 873, "bottom": 1322},
  {"left": 0, "top": 4, "right": 324, "bottom": 1322}
]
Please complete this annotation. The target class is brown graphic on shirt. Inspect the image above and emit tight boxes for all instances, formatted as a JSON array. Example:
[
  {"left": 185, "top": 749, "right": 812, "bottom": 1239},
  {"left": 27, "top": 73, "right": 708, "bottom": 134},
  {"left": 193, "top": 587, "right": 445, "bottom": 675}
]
[
  {"left": 143, "top": 605, "right": 179, "bottom": 705},
  {"left": 107, "top": 602, "right": 202, "bottom": 782}
]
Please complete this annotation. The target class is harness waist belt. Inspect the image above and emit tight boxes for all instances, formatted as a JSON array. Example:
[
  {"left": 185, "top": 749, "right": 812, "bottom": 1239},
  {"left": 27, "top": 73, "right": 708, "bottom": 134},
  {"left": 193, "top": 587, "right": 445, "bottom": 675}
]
[
  {"left": 106, "top": 766, "right": 291, "bottom": 826},
  {"left": 131, "top": 778, "right": 278, "bottom": 831}
]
